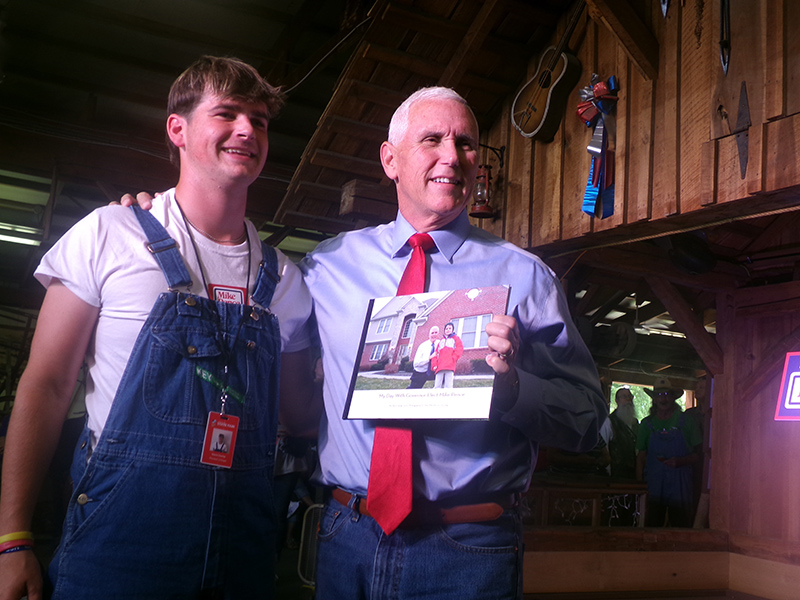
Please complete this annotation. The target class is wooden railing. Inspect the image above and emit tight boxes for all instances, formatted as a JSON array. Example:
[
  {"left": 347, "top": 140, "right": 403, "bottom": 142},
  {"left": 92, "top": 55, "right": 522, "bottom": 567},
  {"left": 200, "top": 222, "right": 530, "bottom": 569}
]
[{"left": 523, "top": 472, "right": 647, "bottom": 528}]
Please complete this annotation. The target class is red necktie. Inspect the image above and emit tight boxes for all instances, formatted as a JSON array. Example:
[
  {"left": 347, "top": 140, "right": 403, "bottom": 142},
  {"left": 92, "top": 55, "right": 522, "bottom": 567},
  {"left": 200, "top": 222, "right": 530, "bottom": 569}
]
[{"left": 366, "top": 232, "right": 434, "bottom": 534}]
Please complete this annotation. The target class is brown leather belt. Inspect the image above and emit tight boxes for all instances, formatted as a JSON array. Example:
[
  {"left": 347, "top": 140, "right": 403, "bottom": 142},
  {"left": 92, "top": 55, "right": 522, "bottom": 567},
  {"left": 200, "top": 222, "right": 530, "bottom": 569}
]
[{"left": 331, "top": 488, "right": 516, "bottom": 527}]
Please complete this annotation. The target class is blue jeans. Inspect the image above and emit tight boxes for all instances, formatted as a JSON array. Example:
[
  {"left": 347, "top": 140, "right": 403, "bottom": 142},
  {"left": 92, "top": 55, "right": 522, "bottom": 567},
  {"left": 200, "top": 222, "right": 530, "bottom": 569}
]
[{"left": 316, "top": 495, "right": 523, "bottom": 600}]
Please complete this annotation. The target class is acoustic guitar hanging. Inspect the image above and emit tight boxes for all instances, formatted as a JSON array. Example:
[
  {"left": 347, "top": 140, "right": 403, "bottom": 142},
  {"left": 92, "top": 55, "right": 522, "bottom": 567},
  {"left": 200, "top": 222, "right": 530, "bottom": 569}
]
[{"left": 511, "top": 0, "right": 586, "bottom": 142}]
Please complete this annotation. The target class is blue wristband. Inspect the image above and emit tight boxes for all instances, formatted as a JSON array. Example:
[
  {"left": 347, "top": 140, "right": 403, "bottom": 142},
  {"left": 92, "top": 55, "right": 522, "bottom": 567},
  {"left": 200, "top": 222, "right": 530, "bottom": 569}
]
[{"left": 0, "top": 545, "right": 34, "bottom": 555}]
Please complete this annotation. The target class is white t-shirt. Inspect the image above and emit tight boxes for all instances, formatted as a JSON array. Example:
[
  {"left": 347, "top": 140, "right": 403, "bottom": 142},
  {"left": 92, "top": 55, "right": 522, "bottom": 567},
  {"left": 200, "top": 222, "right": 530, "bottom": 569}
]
[{"left": 35, "top": 189, "right": 313, "bottom": 444}]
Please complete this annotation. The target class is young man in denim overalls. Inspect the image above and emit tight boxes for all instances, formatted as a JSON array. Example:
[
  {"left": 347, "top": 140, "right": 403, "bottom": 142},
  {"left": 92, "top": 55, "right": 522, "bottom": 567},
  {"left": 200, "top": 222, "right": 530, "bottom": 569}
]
[{"left": 0, "top": 56, "right": 318, "bottom": 599}]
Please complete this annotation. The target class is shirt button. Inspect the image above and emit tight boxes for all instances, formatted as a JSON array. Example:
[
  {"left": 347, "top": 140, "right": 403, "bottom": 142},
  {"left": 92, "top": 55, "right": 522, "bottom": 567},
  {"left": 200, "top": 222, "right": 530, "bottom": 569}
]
[
  {"left": 185, "top": 297, "right": 197, "bottom": 307},
  {"left": 246, "top": 341, "right": 256, "bottom": 350},
  {"left": 187, "top": 346, "right": 197, "bottom": 355},
  {"left": 77, "top": 493, "right": 89, "bottom": 505}
]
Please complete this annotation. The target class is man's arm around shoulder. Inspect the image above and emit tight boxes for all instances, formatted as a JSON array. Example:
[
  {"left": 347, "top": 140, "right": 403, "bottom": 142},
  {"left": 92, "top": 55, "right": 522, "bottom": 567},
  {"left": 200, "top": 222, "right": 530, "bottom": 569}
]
[{"left": 0, "top": 282, "right": 99, "bottom": 600}]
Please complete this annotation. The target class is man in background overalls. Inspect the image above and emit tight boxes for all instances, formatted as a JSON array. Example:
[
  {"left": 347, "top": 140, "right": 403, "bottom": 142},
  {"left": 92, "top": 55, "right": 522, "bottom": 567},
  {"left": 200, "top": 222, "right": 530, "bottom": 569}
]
[
  {"left": 0, "top": 56, "right": 318, "bottom": 600},
  {"left": 636, "top": 377, "right": 702, "bottom": 527}
]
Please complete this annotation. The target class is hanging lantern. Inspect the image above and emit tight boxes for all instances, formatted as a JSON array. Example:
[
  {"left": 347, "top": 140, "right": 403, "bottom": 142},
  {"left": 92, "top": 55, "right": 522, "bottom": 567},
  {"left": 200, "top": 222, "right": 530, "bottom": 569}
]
[{"left": 469, "top": 164, "right": 494, "bottom": 219}]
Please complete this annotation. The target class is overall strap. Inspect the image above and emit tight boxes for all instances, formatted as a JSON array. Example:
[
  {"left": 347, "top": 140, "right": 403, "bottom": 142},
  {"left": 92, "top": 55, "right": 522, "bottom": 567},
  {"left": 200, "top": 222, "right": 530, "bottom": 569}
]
[
  {"left": 251, "top": 241, "right": 280, "bottom": 308},
  {"left": 131, "top": 205, "right": 193, "bottom": 290}
]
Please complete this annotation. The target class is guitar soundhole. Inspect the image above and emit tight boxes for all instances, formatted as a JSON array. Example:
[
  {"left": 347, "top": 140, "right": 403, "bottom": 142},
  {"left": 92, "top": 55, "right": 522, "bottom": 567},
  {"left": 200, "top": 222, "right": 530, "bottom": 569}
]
[{"left": 538, "top": 71, "right": 552, "bottom": 90}]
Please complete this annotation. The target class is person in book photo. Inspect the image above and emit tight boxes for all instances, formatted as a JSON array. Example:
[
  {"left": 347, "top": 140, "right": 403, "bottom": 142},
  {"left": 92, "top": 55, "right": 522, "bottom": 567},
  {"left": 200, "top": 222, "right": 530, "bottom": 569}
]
[
  {"left": 432, "top": 321, "right": 463, "bottom": 388},
  {"left": 407, "top": 325, "right": 439, "bottom": 389}
]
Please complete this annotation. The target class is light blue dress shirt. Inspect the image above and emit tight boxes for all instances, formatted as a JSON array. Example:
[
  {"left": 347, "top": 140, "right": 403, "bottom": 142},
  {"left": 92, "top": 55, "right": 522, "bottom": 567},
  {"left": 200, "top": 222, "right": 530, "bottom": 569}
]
[{"left": 301, "top": 210, "right": 606, "bottom": 502}]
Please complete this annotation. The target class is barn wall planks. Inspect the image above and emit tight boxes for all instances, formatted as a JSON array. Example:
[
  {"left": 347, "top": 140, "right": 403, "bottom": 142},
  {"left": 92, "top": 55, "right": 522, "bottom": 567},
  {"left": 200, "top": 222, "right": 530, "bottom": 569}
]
[
  {"left": 496, "top": 0, "right": 800, "bottom": 254},
  {"left": 524, "top": 551, "right": 729, "bottom": 594},
  {"left": 490, "top": 0, "right": 800, "bottom": 583},
  {"left": 523, "top": 550, "right": 800, "bottom": 598},
  {"left": 721, "top": 290, "right": 800, "bottom": 545}
]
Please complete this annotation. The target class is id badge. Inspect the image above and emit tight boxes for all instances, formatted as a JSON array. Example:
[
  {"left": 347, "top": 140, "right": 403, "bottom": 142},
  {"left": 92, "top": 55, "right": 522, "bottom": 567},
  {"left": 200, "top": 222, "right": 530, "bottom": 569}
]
[{"left": 201, "top": 411, "right": 239, "bottom": 468}]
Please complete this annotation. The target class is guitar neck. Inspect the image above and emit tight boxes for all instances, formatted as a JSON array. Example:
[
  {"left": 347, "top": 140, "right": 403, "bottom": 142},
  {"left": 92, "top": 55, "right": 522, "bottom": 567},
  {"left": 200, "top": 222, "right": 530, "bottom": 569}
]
[{"left": 547, "top": 0, "right": 586, "bottom": 71}]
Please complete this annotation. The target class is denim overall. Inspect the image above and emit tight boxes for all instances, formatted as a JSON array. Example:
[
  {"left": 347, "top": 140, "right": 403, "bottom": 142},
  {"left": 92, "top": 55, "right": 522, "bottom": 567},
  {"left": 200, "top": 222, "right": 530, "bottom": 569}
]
[
  {"left": 50, "top": 206, "right": 282, "bottom": 599},
  {"left": 645, "top": 413, "right": 693, "bottom": 526}
]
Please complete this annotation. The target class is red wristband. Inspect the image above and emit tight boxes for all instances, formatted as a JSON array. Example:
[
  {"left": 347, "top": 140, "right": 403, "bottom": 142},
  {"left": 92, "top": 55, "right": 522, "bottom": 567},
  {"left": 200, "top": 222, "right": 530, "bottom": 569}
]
[{"left": 0, "top": 539, "right": 34, "bottom": 554}]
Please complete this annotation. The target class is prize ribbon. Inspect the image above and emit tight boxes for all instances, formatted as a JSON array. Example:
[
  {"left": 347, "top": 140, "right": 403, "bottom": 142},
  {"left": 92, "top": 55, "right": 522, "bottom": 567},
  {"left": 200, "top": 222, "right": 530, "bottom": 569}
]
[{"left": 577, "top": 74, "right": 618, "bottom": 218}]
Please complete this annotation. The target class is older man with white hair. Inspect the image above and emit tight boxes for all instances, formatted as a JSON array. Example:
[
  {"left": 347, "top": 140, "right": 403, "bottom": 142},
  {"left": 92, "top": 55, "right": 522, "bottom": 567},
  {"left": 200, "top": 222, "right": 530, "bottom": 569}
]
[
  {"left": 609, "top": 386, "right": 639, "bottom": 479},
  {"left": 303, "top": 86, "right": 607, "bottom": 599}
]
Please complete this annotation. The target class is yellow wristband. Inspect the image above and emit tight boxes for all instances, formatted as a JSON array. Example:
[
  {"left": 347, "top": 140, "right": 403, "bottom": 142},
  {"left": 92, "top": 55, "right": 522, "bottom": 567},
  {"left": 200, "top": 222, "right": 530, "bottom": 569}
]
[{"left": 0, "top": 531, "right": 34, "bottom": 545}]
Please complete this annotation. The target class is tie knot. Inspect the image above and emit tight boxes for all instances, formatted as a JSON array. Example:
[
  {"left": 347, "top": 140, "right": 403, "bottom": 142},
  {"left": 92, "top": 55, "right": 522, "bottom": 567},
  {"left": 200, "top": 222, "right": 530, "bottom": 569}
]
[{"left": 408, "top": 232, "right": 434, "bottom": 252}]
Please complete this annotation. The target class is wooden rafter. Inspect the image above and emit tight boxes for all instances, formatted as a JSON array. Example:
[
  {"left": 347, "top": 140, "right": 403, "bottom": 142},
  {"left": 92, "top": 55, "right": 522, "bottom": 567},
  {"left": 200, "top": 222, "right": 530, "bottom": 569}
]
[
  {"left": 646, "top": 276, "right": 724, "bottom": 375},
  {"left": 585, "top": 0, "right": 659, "bottom": 80}
]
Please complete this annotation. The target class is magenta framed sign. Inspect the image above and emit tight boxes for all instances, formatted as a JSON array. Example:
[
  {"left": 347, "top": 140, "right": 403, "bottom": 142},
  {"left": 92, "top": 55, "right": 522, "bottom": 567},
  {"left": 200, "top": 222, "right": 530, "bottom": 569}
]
[{"left": 775, "top": 352, "right": 800, "bottom": 421}]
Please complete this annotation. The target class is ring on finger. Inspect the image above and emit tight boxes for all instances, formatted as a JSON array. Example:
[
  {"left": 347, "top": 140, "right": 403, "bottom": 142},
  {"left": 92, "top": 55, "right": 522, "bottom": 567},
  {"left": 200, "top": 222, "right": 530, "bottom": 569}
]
[{"left": 499, "top": 348, "right": 515, "bottom": 361}]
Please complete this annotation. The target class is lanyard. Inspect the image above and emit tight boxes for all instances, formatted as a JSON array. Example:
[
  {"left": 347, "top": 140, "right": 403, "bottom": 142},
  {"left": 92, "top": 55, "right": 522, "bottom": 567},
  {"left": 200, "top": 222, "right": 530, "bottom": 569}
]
[{"left": 177, "top": 200, "right": 252, "bottom": 415}]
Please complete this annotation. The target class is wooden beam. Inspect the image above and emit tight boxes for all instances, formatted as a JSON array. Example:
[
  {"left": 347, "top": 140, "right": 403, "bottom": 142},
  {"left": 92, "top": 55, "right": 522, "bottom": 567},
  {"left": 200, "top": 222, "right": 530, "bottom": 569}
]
[
  {"left": 362, "top": 43, "right": 441, "bottom": 78},
  {"left": 742, "top": 213, "right": 800, "bottom": 254},
  {"left": 525, "top": 551, "right": 729, "bottom": 594},
  {"left": 379, "top": 3, "right": 532, "bottom": 62},
  {"left": 588, "top": 289, "right": 627, "bottom": 325},
  {"left": 362, "top": 44, "right": 512, "bottom": 94},
  {"left": 42, "top": 166, "right": 61, "bottom": 242},
  {"left": 325, "top": 116, "right": 388, "bottom": 142},
  {"left": 294, "top": 181, "right": 343, "bottom": 203},
  {"left": 94, "top": 179, "right": 120, "bottom": 205},
  {"left": 736, "top": 324, "right": 800, "bottom": 402},
  {"left": 340, "top": 179, "right": 397, "bottom": 222},
  {"left": 438, "top": 0, "right": 504, "bottom": 88},
  {"left": 575, "top": 283, "right": 604, "bottom": 317},
  {"left": 263, "top": 0, "right": 342, "bottom": 83},
  {"left": 585, "top": 0, "right": 659, "bottom": 81},
  {"left": 646, "top": 276, "right": 724, "bottom": 375},
  {"left": 347, "top": 80, "right": 407, "bottom": 109},
  {"left": 575, "top": 244, "right": 743, "bottom": 292},
  {"left": 525, "top": 522, "right": 729, "bottom": 552},
  {"left": 281, "top": 210, "right": 355, "bottom": 234},
  {"left": 263, "top": 226, "right": 294, "bottom": 247},
  {"left": 309, "top": 149, "right": 384, "bottom": 180},
  {"left": 0, "top": 125, "right": 175, "bottom": 187},
  {"left": 730, "top": 532, "right": 800, "bottom": 565},
  {"left": 0, "top": 285, "right": 45, "bottom": 310},
  {"left": 17, "top": 0, "right": 290, "bottom": 71},
  {"left": 734, "top": 280, "right": 800, "bottom": 316}
]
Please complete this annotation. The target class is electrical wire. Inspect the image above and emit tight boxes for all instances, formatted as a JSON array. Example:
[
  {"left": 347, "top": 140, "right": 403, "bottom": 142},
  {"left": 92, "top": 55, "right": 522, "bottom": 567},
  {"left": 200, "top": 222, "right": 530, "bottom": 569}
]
[{"left": 282, "top": 16, "right": 372, "bottom": 95}]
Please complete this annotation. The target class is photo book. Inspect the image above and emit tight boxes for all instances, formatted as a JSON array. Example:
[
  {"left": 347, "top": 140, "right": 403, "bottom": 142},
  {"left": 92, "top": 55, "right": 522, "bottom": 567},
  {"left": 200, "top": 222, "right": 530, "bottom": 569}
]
[{"left": 343, "top": 285, "right": 510, "bottom": 420}]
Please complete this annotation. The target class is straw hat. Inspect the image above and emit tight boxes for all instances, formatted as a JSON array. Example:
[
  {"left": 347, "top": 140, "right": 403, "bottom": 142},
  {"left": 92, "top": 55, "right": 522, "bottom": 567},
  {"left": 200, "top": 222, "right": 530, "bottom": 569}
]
[{"left": 644, "top": 377, "right": 683, "bottom": 400}]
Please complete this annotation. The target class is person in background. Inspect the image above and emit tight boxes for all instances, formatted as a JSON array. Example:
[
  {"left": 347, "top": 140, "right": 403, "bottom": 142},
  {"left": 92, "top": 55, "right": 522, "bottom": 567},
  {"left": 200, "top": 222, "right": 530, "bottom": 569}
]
[
  {"left": 407, "top": 325, "right": 439, "bottom": 389},
  {"left": 432, "top": 321, "right": 463, "bottom": 388},
  {"left": 636, "top": 377, "right": 702, "bottom": 527},
  {"left": 302, "top": 86, "right": 607, "bottom": 599},
  {"left": 609, "top": 386, "right": 639, "bottom": 479},
  {"left": 0, "top": 56, "right": 318, "bottom": 600}
]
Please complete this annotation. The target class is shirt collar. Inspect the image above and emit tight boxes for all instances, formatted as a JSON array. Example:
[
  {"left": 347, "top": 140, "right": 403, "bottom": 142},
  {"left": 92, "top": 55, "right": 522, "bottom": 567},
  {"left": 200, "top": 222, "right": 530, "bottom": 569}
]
[{"left": 391, "top": 210, "right": 471, "bottom": 263}]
